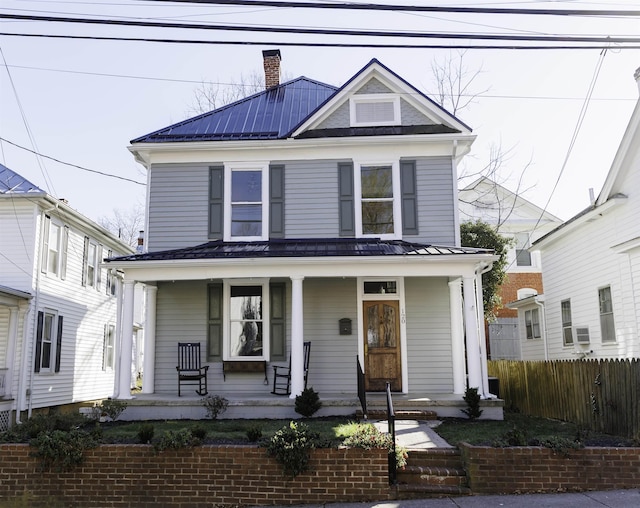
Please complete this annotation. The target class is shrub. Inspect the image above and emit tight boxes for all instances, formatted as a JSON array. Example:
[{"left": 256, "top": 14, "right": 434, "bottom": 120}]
[
  {"left": 98, "top": 399, "right": 128, "bottom": 421},
  {"left": 246, "top": 424, "right": 263, "bottom": 442},
  {"left": 191, "top": 423, "right": 208, "bottom": 441},
  {"left": 342, "top": 423, "right": 408, "bottom": 469},
  {"left": 265, "top": 421, "right": 320, "bottom": 478},
  {"left": 202, "top": 394, "right": 229, "bottom": 419},
  {"left": 137, "top": 423, "right": 155, "bottom": 444},
  {"left": 154, "top": 428, "right": 199, "bottom": 453},
  {"left": 30, "top": 429, "right": 98, "bottom": 471},
  {"left": 295, "top": 387, "right": 322, "bottom": 418},
  {"left": 11, "top": 412, "right": 88, "bottom": 442},
  {"left": 461, "top": 386, "right": 483, "bottom": 420}
]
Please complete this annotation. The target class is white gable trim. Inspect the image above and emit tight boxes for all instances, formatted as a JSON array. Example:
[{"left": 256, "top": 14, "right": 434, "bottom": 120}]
[{"left": 290, "top": 60, "right": 471, "bottom": 137}]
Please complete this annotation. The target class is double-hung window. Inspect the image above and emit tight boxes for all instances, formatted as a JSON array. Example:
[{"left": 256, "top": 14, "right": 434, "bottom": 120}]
[
  {"left": 524, "top": 308, "right": 541, "bottom": 340},
  {"left": 223, "top": 280, "right": 269, "bottom": 361},
  {"left": 515, "top": 233, "right": 532, "bottom": 267},
  {"left": 83, "top": 237, "right": 102, "bottom": 289},
  {"left": 225, "top": 163, "right": 269, "bottom": 241},
  {"left": 561, "top": 299, "right": 572, "bottom": 346},
  {"left": 35, "top": 310, "right": 63, "bottom": 373},
  {"left": 103, "top": 324, "right": 115, "bottom": 370},
  {"left": 356, "top": 162, "right": 401, "bottom": 238},
  {"left": 41, "top": 216, "right": 68, "bottom": 278},
  {"left": 599, "top": 286, "right": 616, "bottom": 343}
]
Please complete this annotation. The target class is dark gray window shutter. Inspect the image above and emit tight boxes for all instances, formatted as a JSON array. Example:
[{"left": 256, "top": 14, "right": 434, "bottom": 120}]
[
  {"left": 82, "top": 236, "right": 89, "bottom": 286},
  {"left": 338, "top": 162, "right": 355, "bottom": 236},
  {"left": 55, "top": 316, "right": 63, "bottom": 373},
  {"left": 207, "top": 283, "right": 223, "bottom": 362},
  {"left": 269, "top": 165, "right": 285, "bottom": 239},
  {"left": 270, "top": 283, "right": 286, "bottom": 361},
  {"left": 209, "top": 166, "right": 224, "bottom": 238},
  {"left": 34, "top": 311, "right": 44, "bottom": 373},
  {"left": 400, "top": 160, "right": 418, "bottom": 235}
]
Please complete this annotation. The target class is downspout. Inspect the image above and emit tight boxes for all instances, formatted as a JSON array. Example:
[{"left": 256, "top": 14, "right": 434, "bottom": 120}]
[
  {"left": 534, "top": 298, "right": 548, "bottom": 361},
  {"left": 475, "top": 261, "right": 494, "bottom": 399}
]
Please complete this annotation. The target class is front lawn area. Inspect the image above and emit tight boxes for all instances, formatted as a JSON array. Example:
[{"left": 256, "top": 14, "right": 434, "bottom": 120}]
[{"left": 434, "top": 411, "right": 637, "bottom": 447}]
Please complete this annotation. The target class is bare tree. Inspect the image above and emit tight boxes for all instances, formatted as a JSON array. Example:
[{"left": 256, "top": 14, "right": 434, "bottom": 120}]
[{"left": 98, "top": 203, "right": 145, "bottom": 248}]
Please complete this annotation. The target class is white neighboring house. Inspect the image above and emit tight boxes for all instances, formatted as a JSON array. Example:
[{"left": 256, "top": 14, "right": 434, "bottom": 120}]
[
  {"left": 0, "top": 164, "right": 135, "bottom": 429},
  {"left": 459, "top": 177, "right": 562, "bottom": 360},
  {"left": 522, "top": 69, "right": 640, "bottom": 361}
]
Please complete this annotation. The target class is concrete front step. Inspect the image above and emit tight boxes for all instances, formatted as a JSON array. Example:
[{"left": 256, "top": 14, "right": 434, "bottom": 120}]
[
  {"left": 395, "top": 483, "right": 472, "bottom": 499},
  {"left": 356, "top": 409, "right": 438, "bottom": 420},
  {"left": 397, "top": 465, "right": 468, "bottom": 487},
  {"left": 403, "top": 448, "right": 465, "bottom": 468}
]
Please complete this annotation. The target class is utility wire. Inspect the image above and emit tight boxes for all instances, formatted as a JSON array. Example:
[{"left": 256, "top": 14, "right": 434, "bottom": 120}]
[
  {"left": 139, "top": 0, "right": 640, "bottom": 18},
  {"left": 3, "top": 32, "right": 640, "bottom": 50},
  {"left": 0, "top": 137, "right": 146, "bottom": 186},
  {"left": 2, "top": 13, "right": 640, "bottom": 44}
]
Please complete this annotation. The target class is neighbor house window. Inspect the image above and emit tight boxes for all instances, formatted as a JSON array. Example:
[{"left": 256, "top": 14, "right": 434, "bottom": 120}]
[
  {"left": 35, "top": 310, "right": 63, "bottom": 373},
  {"left": 103, "top": 324, "right": 115, "bottom": 370},
  {"left": 525, "top": 308, "right": 541, "bottom": 339},
  {"left": 41, "top": 216, "right": 68, "bottom": 279},
  {"left": 357, "top": 163, "right": 400, "bottom": 238},
  {"left": 561, "top": 299, "right": 572, "bottom": 346},
  {"left": 599, "top": 286, "right": 616, "bottom": 343},
  {"left": 224, "top": 164, "right": 268, "bottom": 241},
  {"left": 515, "top": 233, "right": 532, "bottom": 267},
  {"left": 224, "top": 280, "right": 269, "bottom": 360},
  {"left": 83, "top": 237, "right": 102, "bottom": 289},
  {"left": 350, "top": 94, "right": 400, "bottom": 126}
]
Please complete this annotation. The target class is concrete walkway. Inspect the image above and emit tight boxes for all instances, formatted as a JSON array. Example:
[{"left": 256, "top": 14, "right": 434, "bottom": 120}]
[{"left": 372, "top": 419, "right": 452, "bottom": 449}]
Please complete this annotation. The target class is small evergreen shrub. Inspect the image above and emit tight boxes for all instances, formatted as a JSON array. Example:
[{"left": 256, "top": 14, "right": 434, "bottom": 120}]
[
  {"left": 191, "top": 423, "right": 208, "bottom": 441},
  {"left": 30, "top": 429, "right": 98, "bottom": 472},
  {"left": 265, "top": 421, "right": 320, "bottom": 478},
  {"left": 461, "top": 386, "right": 483, "bottom": 420},
  {"left": 98, "top": 399, "right": 128, "bottom": 421},
  {"left": 246, "top": 424, "right": 263, "bottom": 442},
  {"left": 202, "top": 394, "right": 229, "bottom": 419},
  {"left": 294, "top": 387, "right": 322, "bottom": 418},
  {"left": 342, "top": 423, "right": 408, "bottom": 469},
  {"left": 154, "top": 429, "right": 199, "bottom": 453},
  {"left": 137, "top": 423, "right": 155, "bottom": 444}
]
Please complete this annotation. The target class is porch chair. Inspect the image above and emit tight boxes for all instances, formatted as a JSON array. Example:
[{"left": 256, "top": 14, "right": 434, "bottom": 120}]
[
  {"left": 272, "top": 341, "right": 311, "bottom": 395},
  {"left": 176, "top": 342, "right": 209, "bottom": 396}
]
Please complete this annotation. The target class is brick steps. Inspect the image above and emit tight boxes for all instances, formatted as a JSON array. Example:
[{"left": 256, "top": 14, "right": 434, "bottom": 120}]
[{"left": 395, "top": 449, "right": 471, "bottom": 499}]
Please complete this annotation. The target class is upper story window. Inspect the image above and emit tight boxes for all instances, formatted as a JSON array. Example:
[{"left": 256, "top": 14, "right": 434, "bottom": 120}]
[
  {"left": 83, "top": 237, "right": 102, "bottom": 290},
  {"left": 224, "top": 163, "right": 269, "bottom": 241},
  {"left": 350, "top": 94, "right": 400, "bottom": 126},
  {"left": 41, "top": 216, "right": 68, "bottom": 279},
  {"left": 599, "top": 286, "right": 616, "bottom": 343},
  {"left": 561, "top": 299, "right": 572, "bottom": 346},
  {"left": 356, "top": 162, "right": 401, "bottom": 239},
  {"left": 514, "top": 233, "right": 532, "bottom": 267}
]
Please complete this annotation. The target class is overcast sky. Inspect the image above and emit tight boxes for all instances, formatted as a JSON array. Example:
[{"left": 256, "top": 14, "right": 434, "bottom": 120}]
[{"left": 2, "top": 0, "right": 640, "bottom": 227}]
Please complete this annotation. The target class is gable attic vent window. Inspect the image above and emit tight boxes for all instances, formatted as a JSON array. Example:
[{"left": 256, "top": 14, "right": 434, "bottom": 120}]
[{"left": 350, "top": 94, "right": 400, "bottom": 127}]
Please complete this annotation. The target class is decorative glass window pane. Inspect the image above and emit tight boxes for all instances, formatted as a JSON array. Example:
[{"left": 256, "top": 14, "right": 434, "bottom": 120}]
[
  {"left": 366, "top": 304, "right": 379, "bottom": 347},
  {"left": 229, "top": 286, "right": 263, "bottom": 357},
  {"left": 364, "top": 281, "right": 397, "bottom": 294}
]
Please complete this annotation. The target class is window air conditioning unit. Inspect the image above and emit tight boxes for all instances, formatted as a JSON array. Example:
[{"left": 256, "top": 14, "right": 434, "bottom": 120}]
[{"left": 572, "top": 326, "right": 590, "bottom": 344}]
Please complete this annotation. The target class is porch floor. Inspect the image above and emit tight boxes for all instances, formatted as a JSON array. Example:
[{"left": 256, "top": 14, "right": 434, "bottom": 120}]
[{"left": 118, "top": 392, "right": 503, "bottom": 421}]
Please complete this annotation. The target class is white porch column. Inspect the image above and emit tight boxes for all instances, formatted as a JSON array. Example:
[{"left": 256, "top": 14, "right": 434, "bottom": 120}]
[
  {"left": 475, "top": 271, "right": 490, "bottom": 398},
  {"left": 463, "top": 276, "right": 482, "bottom": 392},
  {"left": 289, "top": 276, "right": 305, "bottom": 399},
  {"left": 142, "top": 285, "right": 157, "bottom": 394},
  {"left": 448, "top": 278, "right": 466, "bottom": 395},
  {"left": 117, "top": 280, "right": 136, "bottom": 400}
]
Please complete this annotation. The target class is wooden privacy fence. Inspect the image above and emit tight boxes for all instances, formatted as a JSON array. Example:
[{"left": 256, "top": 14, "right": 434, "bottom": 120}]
[{"left": 488, "top": 359, "right": 640, "bottom": 439}]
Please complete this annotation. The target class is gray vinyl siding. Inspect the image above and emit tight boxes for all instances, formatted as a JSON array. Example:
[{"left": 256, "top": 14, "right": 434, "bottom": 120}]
[
  {"left": 317, "top": 98, "right": 433, "bottom": 130},
  {"left": 401, "top": 100, "right": 434, "bottom": 126},
  {"left": 147, "top": 164, "right": 210, "bottom": 252},
  {"left": 404, "top": 277, "right": 453, "bottom": 392},
  {"left": 355, "top": 78, "right": 393, "bottom": 94},
  {"left": 412, "top": 157, "right": 456, "bottom": 245},
  {"left": 282, "top": 160, "right": 341, "bottom": 238}
]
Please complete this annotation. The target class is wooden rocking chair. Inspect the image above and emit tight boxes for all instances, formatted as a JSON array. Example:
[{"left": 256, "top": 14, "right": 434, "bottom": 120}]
[
  {"left": 272, "top": 341, "right": 311, "bottom": 395},
  {"left": 176, "top": 342, "right": 209, "bottom": 396}
]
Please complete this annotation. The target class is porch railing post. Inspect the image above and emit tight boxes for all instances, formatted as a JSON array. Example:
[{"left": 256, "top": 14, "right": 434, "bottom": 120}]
[{"left": 386, "top": 382, "right": 396, "bottom": 485}]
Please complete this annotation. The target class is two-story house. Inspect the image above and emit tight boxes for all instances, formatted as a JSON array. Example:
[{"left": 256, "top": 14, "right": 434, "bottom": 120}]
[
  {"left": 0, "top": 164, "right": 134, "bottom": 429},
  {"left": 458, "top": 177, "right": 563, "bottom": 360},
  {"left": 106, "top": 50, "right": 500, "bottom": 418},
  {"left": 520, "top": 68, "right": 640, "bottom": 361}
]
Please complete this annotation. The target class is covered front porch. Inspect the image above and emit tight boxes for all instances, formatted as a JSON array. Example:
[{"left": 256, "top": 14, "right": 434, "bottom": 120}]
[{"left": 106, "top": 239, "right": 501, "bottom": 420}]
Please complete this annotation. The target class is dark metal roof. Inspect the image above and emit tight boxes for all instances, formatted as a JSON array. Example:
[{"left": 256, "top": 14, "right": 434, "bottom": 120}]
[
  {"left": 131, "top": 77, "right": 338, "bottom": 143},
  {"left": 0, "top": 164, "right": 45, "bottom": 195},
  {"left": 107, "top": 238, "right": 492, "bottom": 262}
]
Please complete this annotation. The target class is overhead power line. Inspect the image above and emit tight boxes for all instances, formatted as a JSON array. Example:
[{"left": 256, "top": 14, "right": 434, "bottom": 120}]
[
  {"left": 2, "top": 13, "right": 640, "bottom": 45},
  {"left": 4, "top": 32, "right": 640, "bottom": 50},
  {"left": 141, "top": 0, "right": 640, "bottom": 18}
]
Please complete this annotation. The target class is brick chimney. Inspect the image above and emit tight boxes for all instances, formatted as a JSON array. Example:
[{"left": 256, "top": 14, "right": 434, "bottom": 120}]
[{"left": 262, "top": 49, "right": 281, "bottom": 89}]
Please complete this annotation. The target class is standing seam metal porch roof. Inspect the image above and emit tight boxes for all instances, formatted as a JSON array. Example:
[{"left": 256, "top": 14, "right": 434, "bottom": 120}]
[{"left": 107, "top": 238, "right": 492, "bottom": 262}]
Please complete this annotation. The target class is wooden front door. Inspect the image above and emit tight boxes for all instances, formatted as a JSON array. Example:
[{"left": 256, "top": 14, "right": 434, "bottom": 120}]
[{"left": 363, "top": 300, "right": 402, "bottom": 391}]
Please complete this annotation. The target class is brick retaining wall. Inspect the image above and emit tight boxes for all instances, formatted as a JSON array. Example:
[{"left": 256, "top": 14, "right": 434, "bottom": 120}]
[
  {"left": 0, "top": 444, "right": 390, "bottom": 507},
  {"left": 460, "top": 443, "right": 640, "bottom": 494}
]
